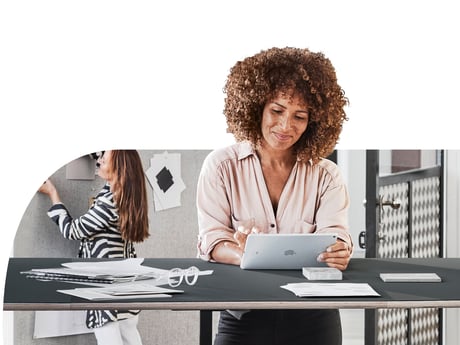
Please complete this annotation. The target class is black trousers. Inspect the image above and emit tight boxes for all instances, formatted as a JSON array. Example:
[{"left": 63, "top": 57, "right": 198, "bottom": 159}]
[{"left": 214, "top": 309, "right": 342, "bottom": 345}]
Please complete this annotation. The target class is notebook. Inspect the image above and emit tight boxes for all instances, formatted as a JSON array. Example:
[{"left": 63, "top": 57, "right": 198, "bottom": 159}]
[{"left": 240, "top": 233, "right": 338, "bottom": 270}]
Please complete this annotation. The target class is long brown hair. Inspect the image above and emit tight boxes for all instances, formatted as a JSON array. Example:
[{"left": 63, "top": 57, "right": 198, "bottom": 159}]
[{"left": 109, "top": 150, "right": 149, "bottom": 242}]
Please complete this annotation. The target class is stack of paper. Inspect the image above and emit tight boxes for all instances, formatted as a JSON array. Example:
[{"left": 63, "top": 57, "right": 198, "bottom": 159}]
[
  {"left": 21, "top": 267, "right": 130, "bottom": 284},
  {"left": 20, "top": 258, "right": 166, "bottom": 285},
  {"left": 281, "top": 282, "right": 380, "bottom": 297},
  {"left": 20, "top": 259, "right": 215, "bottom": 300},
  {"left": 58, "top": 282, "right": 183, "bottom": 300}
]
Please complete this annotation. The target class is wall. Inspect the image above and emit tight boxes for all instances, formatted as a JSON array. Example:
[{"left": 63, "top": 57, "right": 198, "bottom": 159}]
[
  {"left": 11, "top": 149, "right": 213, "bottom": 345},
  {"left": 8, "top": 149, "right": 458, "bottom": 345},
  {"left": 445, "top": 150, "right": 460, "bottom": 344},
  {"left": 337, "top": 150, "right": 366, "bottom": 258}
]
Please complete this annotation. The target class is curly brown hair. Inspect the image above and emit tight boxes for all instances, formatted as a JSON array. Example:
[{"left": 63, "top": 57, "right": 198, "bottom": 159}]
[{"left": 224, "top": 47, "right": 348, "bottom": 161}]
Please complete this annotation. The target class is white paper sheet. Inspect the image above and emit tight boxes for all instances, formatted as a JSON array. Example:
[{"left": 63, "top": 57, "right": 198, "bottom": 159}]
[
  {"left": 62, "top": 258, "right": 167, "bottom": 278},
  {"left": 281, "top": 282, "right": 380, "bottom": 297},
  {"left": 146, "top": 151, "right": 186, "bottom": 211},
  {"left": 58, "top": 283, "right": 181, "bottom": 300}
]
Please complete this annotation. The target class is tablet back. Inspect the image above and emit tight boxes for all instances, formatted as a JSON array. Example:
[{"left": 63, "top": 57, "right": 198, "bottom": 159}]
[{"left": 240, "top": 233, "right": 337, "bottom": 270}]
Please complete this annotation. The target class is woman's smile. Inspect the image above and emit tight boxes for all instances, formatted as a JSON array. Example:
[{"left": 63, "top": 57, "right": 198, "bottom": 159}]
[
  {"left": 272, "top": 131, "right": 292, "bottom": 142},
  {"left": 261, "top": 91, "right": 309, "bottom": 152}
]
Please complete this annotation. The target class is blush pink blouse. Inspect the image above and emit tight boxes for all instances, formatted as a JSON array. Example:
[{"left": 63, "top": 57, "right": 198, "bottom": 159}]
[{"left": 197, "top": 142, "right": 352, "bottom": 260}]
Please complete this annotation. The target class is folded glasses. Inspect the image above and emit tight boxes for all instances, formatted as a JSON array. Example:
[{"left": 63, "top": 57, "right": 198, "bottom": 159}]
[{"left": 166, "top": 266, "right": 200, "bottom": 288}]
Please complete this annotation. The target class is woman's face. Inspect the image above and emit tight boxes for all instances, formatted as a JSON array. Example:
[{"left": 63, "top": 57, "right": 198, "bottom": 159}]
[
  {"left": 97, "top": 150, "right": 113, "bottom": 182},
  {"left": 261, "top": 91, "right": 309, "bottom": 152}
]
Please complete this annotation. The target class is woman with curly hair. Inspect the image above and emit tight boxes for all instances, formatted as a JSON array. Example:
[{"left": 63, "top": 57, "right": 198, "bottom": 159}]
[
  {"left": 39, "top": 150, "right": 149, "bottom": 345},
  {"left": 197, "top": 47, "right": 352, "bottom": 345}
]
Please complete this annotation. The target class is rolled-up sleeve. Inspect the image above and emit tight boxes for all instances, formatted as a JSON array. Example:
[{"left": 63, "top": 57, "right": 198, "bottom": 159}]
[
  {"left": 196, "top": 153, "right": 238, "bottom": 260},
  {"left": 47, "top": 195, "right": 117, "bottom": 241},
  {"left": 314, "top": 162, "right": 353, "bottom": 251}
]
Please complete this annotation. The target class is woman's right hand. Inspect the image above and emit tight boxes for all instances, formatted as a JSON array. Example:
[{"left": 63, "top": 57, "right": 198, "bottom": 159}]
[
  {"left": 211, "top": 225, "right": 260, "bottom": 266},
  {"left": 233, "top": 225, "right": 260, "bottom": 250},
  {"left": 38, "top": 179, "right": 55, "bottom": 196},
  {"left": 38, "top": 179, "right": 61, "bottom": 204}
]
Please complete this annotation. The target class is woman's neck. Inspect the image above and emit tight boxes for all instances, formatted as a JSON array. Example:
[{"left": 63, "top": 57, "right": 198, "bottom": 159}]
[{"left": 256, "top": 142, "right": 297, "bottom": 169}]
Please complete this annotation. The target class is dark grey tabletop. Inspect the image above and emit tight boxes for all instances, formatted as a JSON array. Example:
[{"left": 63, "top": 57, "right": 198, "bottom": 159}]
[{"left": 4, "top": 257, "right": 460, "bottom": 311}]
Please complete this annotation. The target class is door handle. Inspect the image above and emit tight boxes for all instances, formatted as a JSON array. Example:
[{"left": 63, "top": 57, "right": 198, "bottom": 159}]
[
  {"left": 378, "top": 195, "right": 401, "bottom": 210},
  {"left": 377, "top": 195, "right": 401, "bottom": 224},
  {"left": 358, "top": 231, "right": 366, "bottom": 249}
]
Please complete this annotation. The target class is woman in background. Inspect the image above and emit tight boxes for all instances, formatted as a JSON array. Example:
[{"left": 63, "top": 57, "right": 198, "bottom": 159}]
[{"left": 39, "top": 150, "right": 150, "bottom": 345}]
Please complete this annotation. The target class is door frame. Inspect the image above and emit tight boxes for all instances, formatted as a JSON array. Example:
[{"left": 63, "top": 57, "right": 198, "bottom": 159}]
[
  {"left": 364, "top": 149, "right": 445, "bottom": 344},
  {"left": 364, "top": 150, "right": 444, "bottom": 258}
]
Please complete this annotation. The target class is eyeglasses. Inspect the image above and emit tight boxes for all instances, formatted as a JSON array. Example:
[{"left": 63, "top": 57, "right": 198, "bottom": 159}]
[
  {"left": 96, "top": 151, "right": 106, "bottom": 168},
  {"left": 167, "top": 266, "right": 200, "bottom": 288}
]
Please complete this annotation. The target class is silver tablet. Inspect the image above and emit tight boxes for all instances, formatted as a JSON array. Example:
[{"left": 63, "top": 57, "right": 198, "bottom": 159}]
[{"left": 240, "top": 233, "right": 338, "bottom": 270}]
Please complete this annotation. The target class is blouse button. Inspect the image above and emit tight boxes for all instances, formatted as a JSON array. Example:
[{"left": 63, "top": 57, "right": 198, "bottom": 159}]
[{"left": 270, "top": 223, "right": 275, "bottom": 228}]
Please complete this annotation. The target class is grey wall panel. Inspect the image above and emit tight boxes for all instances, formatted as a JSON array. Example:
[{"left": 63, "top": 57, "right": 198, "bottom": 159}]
[{"left": 11, "top": 149, "right": 212, "bottom": 345}]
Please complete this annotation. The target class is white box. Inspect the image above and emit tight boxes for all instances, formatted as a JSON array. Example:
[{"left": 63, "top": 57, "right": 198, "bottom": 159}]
[{"left": 302, "top": 267, "right": 343, "bottom": 280}]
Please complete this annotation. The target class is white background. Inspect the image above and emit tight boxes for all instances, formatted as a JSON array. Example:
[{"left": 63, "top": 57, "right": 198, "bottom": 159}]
[{"left": 1, "top": 0, "right": 459, "bottom": 336}]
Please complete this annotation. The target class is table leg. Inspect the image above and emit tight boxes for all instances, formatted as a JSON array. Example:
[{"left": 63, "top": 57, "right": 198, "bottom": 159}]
[{"left": 200, "top": 310, "right": 213, "bottom": 345}]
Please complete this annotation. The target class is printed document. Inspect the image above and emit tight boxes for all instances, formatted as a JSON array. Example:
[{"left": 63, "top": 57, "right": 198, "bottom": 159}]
[{"left": 281, "top": 282, "right": 380, "bottom": 297}]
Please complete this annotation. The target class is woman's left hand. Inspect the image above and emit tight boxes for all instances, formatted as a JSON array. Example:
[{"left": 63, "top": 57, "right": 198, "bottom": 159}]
[{"left": 317, "top": 240, "right": 351, "bottom": 271}]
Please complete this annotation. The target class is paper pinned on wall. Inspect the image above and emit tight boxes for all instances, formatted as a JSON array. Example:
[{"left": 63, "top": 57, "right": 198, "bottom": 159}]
[{"left": 145, "top": 151, "right": 186, "bottom": 211}]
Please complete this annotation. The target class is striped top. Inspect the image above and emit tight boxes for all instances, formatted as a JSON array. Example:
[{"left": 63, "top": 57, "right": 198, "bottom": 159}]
[{"left": 47, "top": 183, "right": 139, "bottom": 329}]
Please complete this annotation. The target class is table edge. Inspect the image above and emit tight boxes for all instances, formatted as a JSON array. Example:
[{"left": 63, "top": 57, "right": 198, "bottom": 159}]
[{"left": 5, "top": 300, "right": 460, "bottom": 311}]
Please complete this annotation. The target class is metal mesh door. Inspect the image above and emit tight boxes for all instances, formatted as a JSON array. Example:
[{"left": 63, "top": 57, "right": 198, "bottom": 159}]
[{"left": 375, "top": 174, "right": 442, "bottom": 345}]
